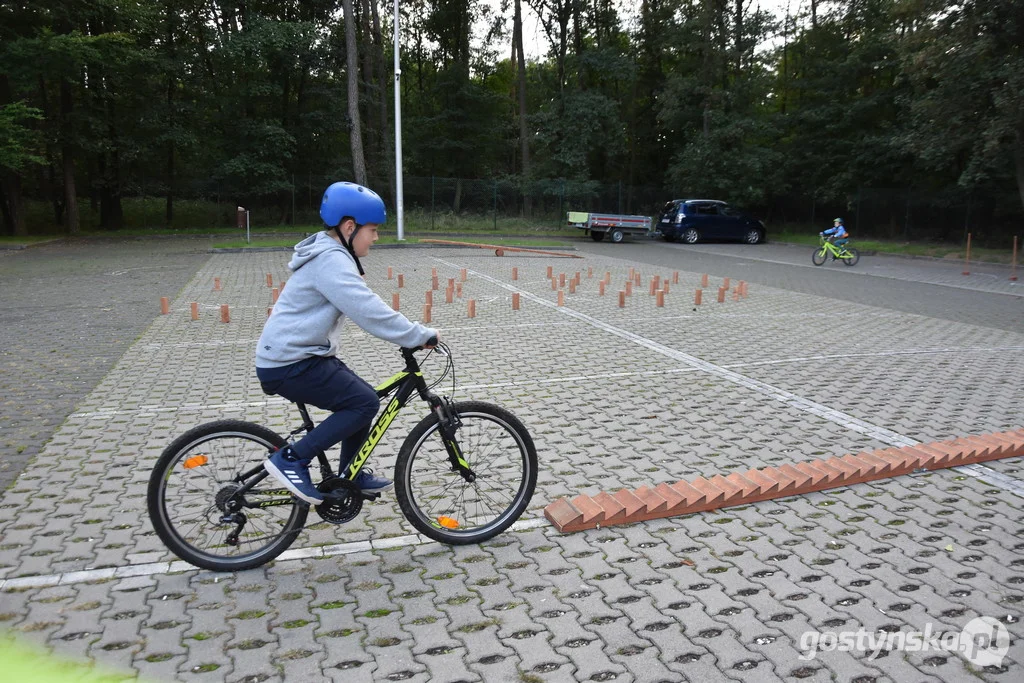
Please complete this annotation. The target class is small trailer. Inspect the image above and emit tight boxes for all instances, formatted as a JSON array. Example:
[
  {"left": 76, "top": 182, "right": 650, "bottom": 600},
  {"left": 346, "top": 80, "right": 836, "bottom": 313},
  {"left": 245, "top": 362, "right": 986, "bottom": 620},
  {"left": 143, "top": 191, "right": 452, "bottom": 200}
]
[{"left": 567, "top": 211, "right": 655, "bottom": 243}]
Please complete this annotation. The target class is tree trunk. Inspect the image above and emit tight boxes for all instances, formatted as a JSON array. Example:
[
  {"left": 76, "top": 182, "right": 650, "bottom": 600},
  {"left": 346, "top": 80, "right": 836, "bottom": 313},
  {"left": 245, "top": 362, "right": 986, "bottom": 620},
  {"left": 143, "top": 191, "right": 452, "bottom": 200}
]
[
  {"left": 370, "top": 0, "right": 395, "bottom": 203},
  {"left": 1015, "top": 128, "right": 1024, "bottom": 215},
  {"left": 1, "top": 174, "right": 25, "bottom": 236},
  {"left": 343, "top": 0, "right": 367, "bottom": 185},
  {"left": 0, "top": 75, "right": 27, "bottom": 235},
  {"left": 60, "top": 79, "right": 79, "bottom": 234},
  {"left": 514, "top": 0, "right": 531, "bottom": 217}
]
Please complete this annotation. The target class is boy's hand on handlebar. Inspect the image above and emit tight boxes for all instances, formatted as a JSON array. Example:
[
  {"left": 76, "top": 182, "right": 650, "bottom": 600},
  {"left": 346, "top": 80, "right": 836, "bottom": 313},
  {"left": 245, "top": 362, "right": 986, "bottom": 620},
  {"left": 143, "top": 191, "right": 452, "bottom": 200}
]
[{"left": 423, "top": 333, "right": 440, "bottom": 349}]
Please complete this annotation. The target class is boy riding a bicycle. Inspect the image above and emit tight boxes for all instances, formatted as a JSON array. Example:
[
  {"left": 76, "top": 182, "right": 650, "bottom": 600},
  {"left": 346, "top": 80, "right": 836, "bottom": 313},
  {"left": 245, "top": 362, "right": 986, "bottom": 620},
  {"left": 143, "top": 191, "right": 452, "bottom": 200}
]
[
  {"left": 821, "top": 217, "right": 849, "bottom": 250},
  {"left": 255, "top": 182, "right": 439, "bottom": 505}
]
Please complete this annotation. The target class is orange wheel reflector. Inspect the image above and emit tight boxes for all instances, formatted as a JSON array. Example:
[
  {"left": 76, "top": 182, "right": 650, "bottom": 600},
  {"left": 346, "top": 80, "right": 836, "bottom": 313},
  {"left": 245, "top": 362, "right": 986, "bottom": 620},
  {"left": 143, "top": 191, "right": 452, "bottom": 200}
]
[
  {"left": 183, "top": 454, "right": 209, "bottom": 469},
  {"left": 437, "top": 516, "right": 460, "bottom": 529}
]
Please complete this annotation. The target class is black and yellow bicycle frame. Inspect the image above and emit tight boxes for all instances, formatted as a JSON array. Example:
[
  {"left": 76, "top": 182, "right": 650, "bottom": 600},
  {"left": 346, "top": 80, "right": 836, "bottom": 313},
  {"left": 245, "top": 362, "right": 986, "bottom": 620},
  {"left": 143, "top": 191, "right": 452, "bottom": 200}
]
[{"left": 230, "top": 347, "right": 472, "bottom": 508}]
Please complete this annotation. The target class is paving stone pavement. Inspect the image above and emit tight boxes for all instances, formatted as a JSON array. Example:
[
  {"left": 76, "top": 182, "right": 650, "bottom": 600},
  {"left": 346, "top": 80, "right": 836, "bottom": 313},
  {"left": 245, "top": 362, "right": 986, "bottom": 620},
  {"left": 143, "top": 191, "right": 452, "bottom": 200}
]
[{"left": 0, "top": 241, "right": 1021, "bottom": 682}]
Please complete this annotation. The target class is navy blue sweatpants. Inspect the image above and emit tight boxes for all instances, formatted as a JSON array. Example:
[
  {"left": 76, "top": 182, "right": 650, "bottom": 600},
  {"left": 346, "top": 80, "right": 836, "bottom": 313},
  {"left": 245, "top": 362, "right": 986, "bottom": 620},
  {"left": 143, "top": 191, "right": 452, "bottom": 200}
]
[{"left": 257, "top": 356, "right": 380, "bottom": 467}]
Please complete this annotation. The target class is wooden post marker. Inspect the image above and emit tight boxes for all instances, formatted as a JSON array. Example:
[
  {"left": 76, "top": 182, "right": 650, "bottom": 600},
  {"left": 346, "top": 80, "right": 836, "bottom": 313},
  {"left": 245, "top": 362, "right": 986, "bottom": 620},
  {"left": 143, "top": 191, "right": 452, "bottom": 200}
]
[
  {"left": 599, "top": 281, "right": 606, "bottom": 296},
  {"left": 732, "top": 289, "right": 740, "bottom": 301},
  {"left": 717, "top": 287, "right": 726, "bottom": 303},
  {"left": 160, "top": 297, "right": 170, "bottom": 315},
  {"left": 446, "top": 287, "right": 453, "bottom": 304},
  {"left": 423, "top": 304, "right": 432, "bottom": 323},
  {"left": 425, "top": 290, "right": 433, "bottom": 306},
  {"left": 618, "top": 291, "right": 626, "bottom": 308},
  {"left": 558, "top": 291, "right": 565, "bottom": 306},
  {"left": 695, "top": 289, "right": 703, "bottom": 305},
  {"left": 213, "top": 277, "right": 221, "bottom": 291},
  {"left": 723, "top": 277, "right": 730, "bottom": 290},
  {"left": 740, "top": 281, "right": 748, "bottom": 297},
  {"left": 656, "top": 291, "right": 665, "bottom": 307},
  {"left": 663, "top": 281, "right": 670, "bottom": 294},
  {"left": 432, "top": 267, "right": 437, "bottom": 278},
  {"left": 279, "top": 280, "right": 285, "bottom": 292},
  {"left": 512, "top": 293, "right": 520, "bottom": 310},
  {"left": 569, "top": 280, "right": 577, "bottom": 294},
  {"left": 392, "top": 293, "right": 400, "bottom": 311},
  {"left": 272, "top": 287, "right": 279, "bottom": 303},
  {"left": 432, "top": 276, "right": 439, "bottom": 290},
  {"left": 673, "top": 271, "right": 679, "bottom": 284},
  {"left": 456, "top": 282, "right": 463, "bottom": 297},
  {"left": 190, "top": 302, "right": 199, "bottom": 320},
  {"left": 547, "top": 266, "right": 553, "bottom": 278},
  {"left": 963, "top": 233, "right": 972, "bottom": 275},
  {"left": 220, "top": 304, "right": 230, "bottom": 323},
  {"left": 460, "top": 268, "right": 467, "bottom": 282},
  {"left": 398, "top": 274, "right": 404, "bottom": 288},
  {"left": 625, "top": 281, "right": 632, "bottom": 296},
  {"left": 551, "top": 278, "right": 558, "bottom": 290},
  {"left": 701, "top": 273, "right": 709, "bottom": 288},
  {"left": 467, "top": 299, "right": 476, "bottom": 318},
  {"left": 587, "top": 267, "right": 593, "bottom": 278},
  {"left": 512, "top": 267, "right": 518, "bottom": 281},
  {"left": 388, "top": 266, "right": 393, "bottom": 279},
  {"left": 559, "top": 273, "right": 566, "bottom": 287}
]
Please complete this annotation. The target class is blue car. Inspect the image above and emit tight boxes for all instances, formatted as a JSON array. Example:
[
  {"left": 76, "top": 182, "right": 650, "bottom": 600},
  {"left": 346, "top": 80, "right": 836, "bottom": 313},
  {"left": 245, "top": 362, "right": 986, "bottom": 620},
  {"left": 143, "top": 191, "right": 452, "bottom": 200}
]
[{"left": 658, "top": 199, "right": 766, "bottom": 244}]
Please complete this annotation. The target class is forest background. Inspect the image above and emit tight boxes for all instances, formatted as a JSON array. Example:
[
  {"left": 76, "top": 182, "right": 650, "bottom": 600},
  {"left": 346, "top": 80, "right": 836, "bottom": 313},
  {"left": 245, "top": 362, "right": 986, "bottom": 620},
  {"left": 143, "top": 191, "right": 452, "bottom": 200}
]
[{"left": 1, "top": 0, "right": 1022, "bottom": 246}]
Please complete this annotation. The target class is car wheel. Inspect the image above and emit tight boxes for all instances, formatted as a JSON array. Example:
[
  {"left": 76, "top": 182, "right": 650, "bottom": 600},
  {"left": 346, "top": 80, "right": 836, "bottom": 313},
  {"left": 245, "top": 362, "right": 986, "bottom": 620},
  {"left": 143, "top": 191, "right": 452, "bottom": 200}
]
[
  {"left": 682, "top": 228, "right": 699, "bottom": 244},
  {"left": 590, "top": 231, "right": 605, "bottom": 242},
  {"left": 743, "top": 228, "right": 763, "bottom": 244},
  {"left": 610, "top": 229, "right": 625, "bottom": 243}
]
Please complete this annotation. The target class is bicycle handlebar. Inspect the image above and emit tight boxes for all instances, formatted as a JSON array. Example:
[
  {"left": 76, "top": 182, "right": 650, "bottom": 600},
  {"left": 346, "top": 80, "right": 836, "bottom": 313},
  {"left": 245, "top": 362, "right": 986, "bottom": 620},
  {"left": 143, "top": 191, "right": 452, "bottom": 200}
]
[{"left": 400, "top": 335, "right": 439, "bottom": 355}]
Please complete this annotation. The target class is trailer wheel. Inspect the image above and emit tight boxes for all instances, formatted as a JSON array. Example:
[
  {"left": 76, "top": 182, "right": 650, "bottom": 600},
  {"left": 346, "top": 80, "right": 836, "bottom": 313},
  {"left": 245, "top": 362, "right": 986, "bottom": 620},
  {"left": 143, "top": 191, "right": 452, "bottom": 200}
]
[
  {"left": 609, "top": 228, "right": 625, "bottom": 243},
  {"left": 590, "top": 231, "right": 605, "bottom": 242}
]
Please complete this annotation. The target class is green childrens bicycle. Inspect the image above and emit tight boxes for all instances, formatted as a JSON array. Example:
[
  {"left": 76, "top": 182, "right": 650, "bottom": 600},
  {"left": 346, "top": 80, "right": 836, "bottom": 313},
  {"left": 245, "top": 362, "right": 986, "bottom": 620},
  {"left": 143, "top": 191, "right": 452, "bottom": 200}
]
[
  {"left": 147, "top": 343, "right": 538, "bottom": 572},
  {"left": 812, "top": 235, "right": 860, "bottom": 266}
]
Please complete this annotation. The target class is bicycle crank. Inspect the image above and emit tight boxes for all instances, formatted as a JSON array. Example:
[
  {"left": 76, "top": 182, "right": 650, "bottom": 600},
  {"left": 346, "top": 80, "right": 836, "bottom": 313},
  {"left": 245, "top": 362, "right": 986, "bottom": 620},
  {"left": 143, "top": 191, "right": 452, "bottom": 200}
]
[{"left": 315, "top": 477, "right": 363, "bottom": 524}]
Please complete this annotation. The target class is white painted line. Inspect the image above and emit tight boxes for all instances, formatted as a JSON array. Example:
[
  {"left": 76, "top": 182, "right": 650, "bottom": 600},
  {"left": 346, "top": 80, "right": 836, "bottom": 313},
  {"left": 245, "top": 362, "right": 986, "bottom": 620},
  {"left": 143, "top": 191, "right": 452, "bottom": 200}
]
[{"left": 0, "top": 516, "right": 554, "bottom": 590}]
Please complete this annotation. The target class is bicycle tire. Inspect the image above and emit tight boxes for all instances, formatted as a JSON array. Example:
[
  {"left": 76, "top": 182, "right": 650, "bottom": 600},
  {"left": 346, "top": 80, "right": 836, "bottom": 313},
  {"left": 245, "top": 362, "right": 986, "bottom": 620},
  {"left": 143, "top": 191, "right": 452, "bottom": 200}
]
[
  {"left": 812, "top": 248, "right": 827, "bottom": 266},
  {"left": 395, "top": 401, "right": 537, "bottom": 545},
  {"left": 147, "top": 420, "right": 308, "bottom": 571},
  {"left": 842, "top": 247, "right": 860, "bottom": 266}
]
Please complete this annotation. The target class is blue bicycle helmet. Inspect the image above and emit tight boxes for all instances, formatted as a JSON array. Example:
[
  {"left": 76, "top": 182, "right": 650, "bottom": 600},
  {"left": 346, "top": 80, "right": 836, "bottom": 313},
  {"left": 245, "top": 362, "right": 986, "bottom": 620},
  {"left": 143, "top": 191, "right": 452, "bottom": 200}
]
[
  {"left": 319, "top": 182, "right": 385, "bottom": 276},
  {"left": 320, "top": 182, "right": 386, "bottom": 227}
]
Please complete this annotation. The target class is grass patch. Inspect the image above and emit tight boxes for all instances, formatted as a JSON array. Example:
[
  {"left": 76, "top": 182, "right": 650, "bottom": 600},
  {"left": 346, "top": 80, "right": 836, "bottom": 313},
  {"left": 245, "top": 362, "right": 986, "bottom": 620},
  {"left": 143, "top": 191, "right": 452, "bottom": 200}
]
[
  {"left": 773, "top": 229, "right": 1013, "bottom": 263},
  {"left": 211, "top": 233, "right": 573, "bottom": 250}
]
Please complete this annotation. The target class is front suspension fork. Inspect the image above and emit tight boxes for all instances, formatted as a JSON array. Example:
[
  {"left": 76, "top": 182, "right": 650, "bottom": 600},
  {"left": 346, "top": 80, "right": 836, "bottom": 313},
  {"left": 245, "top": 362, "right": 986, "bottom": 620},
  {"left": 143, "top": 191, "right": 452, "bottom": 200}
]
[{"left": 431, "top": 396, "right": 475, "bottom": 482}]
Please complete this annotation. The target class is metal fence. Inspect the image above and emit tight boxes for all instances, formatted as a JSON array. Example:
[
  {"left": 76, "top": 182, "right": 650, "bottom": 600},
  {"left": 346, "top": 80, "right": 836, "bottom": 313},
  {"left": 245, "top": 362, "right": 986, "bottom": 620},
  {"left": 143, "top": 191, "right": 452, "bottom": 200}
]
[{"left": 17, "top": 174, "right": 1024, "bottom": 247}]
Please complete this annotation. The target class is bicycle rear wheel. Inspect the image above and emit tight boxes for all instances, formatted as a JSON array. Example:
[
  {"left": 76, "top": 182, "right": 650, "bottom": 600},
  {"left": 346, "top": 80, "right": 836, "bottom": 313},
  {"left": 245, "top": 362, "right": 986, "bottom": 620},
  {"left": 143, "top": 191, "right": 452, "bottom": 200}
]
[
  {"left": 842, "top": 247, "right": 860, "bottom": 266},
  {"left": 395, "top": 401, "right": 537, "bottom": 544},
  {"left": 812, "top": 248, "right": 828, "bottom": 266},
  {"left": 147, "top": 420, "right": 308, "bottom": 571}
]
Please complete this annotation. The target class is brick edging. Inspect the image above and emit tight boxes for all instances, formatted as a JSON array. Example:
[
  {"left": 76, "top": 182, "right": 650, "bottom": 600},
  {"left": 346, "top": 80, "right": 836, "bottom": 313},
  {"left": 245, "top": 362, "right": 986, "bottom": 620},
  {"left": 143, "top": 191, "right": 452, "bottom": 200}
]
[{"left": 544, "top": 429, "right": 1024, "bottom": 533}]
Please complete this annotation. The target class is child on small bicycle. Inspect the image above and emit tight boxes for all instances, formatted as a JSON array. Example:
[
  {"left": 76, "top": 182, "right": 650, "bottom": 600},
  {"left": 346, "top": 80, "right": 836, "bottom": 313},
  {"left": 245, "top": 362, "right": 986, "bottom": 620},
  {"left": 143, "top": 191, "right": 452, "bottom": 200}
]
[
  {"left": 255, "top": 182, "right": 439, "bottom": 505},
  {"left": 821, "top": 217, "right": 849, "bottom": 250}
]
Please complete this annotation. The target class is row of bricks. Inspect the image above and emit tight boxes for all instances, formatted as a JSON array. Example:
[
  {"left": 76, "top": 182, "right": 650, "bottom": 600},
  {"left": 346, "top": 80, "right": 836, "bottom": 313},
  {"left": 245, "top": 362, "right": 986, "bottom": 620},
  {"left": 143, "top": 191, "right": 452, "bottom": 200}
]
[{"left": 544, "top": 429, "right": 1024, "bottom": 533}]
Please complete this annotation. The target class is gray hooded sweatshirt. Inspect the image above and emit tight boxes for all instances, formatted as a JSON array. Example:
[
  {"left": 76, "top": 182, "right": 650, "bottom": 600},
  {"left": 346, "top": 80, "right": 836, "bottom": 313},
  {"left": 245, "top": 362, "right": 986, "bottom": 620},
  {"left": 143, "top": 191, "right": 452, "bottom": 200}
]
[{"left": 255, "top": 231, "right": 437, "bottom": 368}]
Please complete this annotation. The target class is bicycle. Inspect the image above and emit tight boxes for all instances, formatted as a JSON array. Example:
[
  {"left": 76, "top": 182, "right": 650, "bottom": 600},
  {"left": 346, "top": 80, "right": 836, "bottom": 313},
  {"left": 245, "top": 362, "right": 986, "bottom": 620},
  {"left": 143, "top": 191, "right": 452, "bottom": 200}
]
[
  {"left": 812, "top": 235, "right": 860, "bottom": 266},
  {"left": 147, "top": 343, "right": 538, "bottom": 572}
]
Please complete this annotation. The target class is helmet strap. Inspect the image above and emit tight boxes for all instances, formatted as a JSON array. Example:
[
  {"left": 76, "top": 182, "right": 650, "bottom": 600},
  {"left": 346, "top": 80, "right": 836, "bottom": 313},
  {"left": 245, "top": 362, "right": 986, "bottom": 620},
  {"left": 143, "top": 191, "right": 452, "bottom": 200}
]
[{"left": 333, "top": 223, "right": 365, "bottom": 276}]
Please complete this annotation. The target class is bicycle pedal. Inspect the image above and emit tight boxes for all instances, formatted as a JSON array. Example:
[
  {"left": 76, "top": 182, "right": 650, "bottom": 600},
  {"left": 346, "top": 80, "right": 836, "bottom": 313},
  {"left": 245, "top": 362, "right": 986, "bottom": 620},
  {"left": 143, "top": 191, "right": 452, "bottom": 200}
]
[{"left": 360, "top": 491, "right": 381, "bottom": 502}]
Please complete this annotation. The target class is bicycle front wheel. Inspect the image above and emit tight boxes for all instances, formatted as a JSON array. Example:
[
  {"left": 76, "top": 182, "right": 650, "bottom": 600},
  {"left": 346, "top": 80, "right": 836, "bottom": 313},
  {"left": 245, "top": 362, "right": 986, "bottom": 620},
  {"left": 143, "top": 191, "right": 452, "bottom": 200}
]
[
  {"left": 147, "top": 420, "right": 308, "bottom": 571},
  {"left": 842, "top": 247, "right": 860, "bottom": 266},
  {"left": 395, "top": 401, "right": 537, "bottom": 544},
  {"left": 812, "top": 247, "right": 827, "bottom": 266}
]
